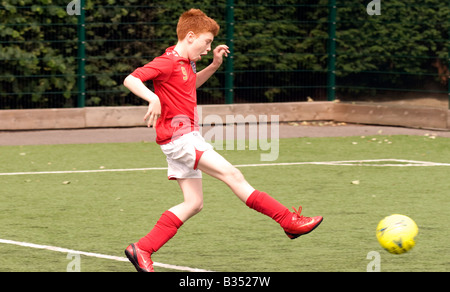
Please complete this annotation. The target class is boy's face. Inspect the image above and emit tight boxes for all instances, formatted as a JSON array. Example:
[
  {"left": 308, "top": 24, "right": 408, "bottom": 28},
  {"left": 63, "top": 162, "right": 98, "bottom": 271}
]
[{"left": 187, "top": 32, "right": 214, "bottom": 62}]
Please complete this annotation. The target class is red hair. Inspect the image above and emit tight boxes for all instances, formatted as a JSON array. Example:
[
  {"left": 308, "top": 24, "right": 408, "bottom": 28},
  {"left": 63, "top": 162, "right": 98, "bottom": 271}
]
[{"left": 177, "top": 9, "right": 220, "bottom": 41}]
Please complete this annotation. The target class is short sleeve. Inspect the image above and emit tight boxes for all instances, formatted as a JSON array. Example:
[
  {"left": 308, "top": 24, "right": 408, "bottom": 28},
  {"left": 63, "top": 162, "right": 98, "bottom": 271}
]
[{"left": 130, "top": 55, "right": 173, "bottom": 82}]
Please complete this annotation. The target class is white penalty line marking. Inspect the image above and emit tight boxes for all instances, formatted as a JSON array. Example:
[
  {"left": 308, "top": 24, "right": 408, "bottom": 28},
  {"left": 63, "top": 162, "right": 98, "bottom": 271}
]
[
  {"left": 0, "top": 238, "right": 213, "bottom": 272},
  {"left": 1, "top": 159, "right": 449, "bottom": 176},
  {"left": 236, "top": 159, "right": 450, "bottom": 168}
]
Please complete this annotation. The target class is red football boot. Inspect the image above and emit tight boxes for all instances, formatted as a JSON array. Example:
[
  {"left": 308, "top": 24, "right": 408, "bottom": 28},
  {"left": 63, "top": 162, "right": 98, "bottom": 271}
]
[
  {"left": 283, "top": 206, "right": 323, "bottom": 239},
  {"left": 124, "top": 243, "right": 154, "bottom": 272}
]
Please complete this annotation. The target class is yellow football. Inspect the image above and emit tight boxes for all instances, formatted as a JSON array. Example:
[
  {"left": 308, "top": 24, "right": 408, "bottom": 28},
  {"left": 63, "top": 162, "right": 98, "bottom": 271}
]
[{"left": 376, "top": 214, "right": 418, "bottom": 254}]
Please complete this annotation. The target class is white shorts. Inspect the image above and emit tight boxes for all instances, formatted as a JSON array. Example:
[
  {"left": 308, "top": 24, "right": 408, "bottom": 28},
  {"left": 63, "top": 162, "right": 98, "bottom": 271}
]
[{"left": 160, "top": 131, "right": 213, "bottom": 180}]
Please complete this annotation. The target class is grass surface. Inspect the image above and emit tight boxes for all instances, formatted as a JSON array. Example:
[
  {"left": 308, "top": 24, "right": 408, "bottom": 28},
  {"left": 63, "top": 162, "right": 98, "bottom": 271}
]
[{"left": 0, "top": 135, "right": 449, "bottom": 272}]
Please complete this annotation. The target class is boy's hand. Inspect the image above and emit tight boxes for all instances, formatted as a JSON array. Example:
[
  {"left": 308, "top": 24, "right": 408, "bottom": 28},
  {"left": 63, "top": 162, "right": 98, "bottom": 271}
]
[
  {"left": 195, "top": 45, "right": 231, "bottom": 89},
  {"left": 144, "top": 97, "right": 161, "bottom": 128},
  {"left": 212, "top": 45, "right": 230, "bottom": 67}
]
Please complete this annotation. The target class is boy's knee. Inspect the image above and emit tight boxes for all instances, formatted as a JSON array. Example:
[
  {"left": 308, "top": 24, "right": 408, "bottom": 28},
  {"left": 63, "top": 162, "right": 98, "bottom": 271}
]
[
  {"left": 194, "top": 202, "right": 203, "bottom": 214},
  {"left": 225, "top": 167, "right": 245, "bottom": 183},
  {"left": 188, "top": 201, "right": 203, "bottom": 215}
]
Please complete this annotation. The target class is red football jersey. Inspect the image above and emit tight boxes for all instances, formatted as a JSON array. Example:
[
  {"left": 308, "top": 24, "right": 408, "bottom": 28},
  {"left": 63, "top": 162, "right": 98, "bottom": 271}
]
[{"left": 131, "top": 46, "right": 199, "bottom": 145}]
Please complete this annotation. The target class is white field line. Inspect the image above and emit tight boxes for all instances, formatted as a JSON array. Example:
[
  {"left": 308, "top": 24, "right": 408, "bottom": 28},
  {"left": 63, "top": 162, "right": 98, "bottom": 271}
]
[
  {"left": 0, "top": 167, "right": 167, "bottom": 176},
  {"left": 235, "top": 159, "right": 450, "bottom": 168},
  {"left": 0, "top": 238, "right": 214, "bottom": 272},
  {"left": 1, "top": 159, "right": 448, "bottom": 177}
]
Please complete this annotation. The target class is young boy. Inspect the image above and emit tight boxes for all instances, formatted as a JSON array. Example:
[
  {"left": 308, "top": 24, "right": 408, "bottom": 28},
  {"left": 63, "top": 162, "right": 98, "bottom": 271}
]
[{"left": 123, "top": 9, "right": 323, "bottom": 272}]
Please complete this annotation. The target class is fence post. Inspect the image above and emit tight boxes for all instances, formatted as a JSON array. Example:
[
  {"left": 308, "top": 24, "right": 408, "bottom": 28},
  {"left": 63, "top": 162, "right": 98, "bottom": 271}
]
[
  {"left": 448, "top": 1, "right": 450, "bottom": 110},
  {"left": 76, "top": 0, "right": 86, "bottom": 108},
  {"left": 327, "top": 0, "right": 337, "bottom": 101},
  {"left": 225, "top": 0, "right": 235, "bottom": 104}
]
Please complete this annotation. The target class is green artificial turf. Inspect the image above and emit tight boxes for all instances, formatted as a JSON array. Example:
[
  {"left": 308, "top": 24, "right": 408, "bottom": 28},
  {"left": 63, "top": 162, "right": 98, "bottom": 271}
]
[{"left": 0, "top": 135, "right": 449, "bottom": 272}]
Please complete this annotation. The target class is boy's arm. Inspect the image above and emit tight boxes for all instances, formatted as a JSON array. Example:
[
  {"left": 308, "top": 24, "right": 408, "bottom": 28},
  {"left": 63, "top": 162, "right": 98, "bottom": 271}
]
[
  {"left": 123, "top": 75, "right": 161, "bottom": 127},
  {"left": 196, "top": 45, "right": 230, "bottom": 89}
]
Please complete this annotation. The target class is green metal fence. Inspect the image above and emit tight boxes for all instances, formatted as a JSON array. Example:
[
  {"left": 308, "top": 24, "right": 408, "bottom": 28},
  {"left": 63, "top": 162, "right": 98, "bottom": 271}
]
[{"left": 1, "top": 0, "right": 449, "bottom": 109}]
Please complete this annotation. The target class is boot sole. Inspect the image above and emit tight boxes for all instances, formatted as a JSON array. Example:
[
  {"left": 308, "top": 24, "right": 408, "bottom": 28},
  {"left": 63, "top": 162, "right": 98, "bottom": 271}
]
[
  {"left": 285, "top": 217, "right": 323, "bottom": 240},
  {"left": 125, "top": 244, "right": 148, "bottom": 272}
]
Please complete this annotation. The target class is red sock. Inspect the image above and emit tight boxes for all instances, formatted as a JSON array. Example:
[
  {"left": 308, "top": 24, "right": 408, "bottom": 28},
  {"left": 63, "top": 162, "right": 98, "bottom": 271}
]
[
  {"left": 246, "top": 190, "right": 293, "bottom": 229},
  {"left": 136, "top": 210, "right": 183, "bottom": 254}
]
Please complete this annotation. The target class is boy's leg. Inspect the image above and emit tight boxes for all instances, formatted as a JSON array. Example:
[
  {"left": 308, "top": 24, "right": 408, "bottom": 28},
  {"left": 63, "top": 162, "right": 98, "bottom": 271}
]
[
  {"left": 126, "top": 178, "right": 203, "bottom": 272},
  {"left": 125, "top": 210, "right": 182, "bottom": 272},
  {"left": 169, "top": 178, "right": 204, "bottom": 222},
  {"left": 197, "top": 149, "right": 323, "bottom": 238},
  {"left": 137, "top": 178, "right": 203, "bottom": 251},
  {"left": 196, "top": 149, "right": 254, "bottom": 202},
  {"left": 197, "top": 149, "right": 293, "bottom": 227}
]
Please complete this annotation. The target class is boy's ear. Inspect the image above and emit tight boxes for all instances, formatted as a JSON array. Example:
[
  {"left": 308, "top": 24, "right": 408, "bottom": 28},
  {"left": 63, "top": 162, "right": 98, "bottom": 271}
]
[{"left": 186, "top": 31, "right": 197, "bottom": 43}]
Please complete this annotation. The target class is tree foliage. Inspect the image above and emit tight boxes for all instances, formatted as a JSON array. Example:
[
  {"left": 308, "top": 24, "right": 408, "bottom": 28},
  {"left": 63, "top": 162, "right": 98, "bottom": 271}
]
[
  {"left": 302, "top": 0, "right": 450, "bottom": 96},
  {"left": 0, "top": 0, "right": 78, "bottom": 108},
  {"left": 0, "top": 0, "right": 449, "bottom": 108}
]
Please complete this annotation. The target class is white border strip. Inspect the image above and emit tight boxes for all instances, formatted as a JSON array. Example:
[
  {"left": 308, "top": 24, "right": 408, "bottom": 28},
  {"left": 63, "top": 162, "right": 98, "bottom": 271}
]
[
  {"left": 1, "top": 159, "right": 449, "bottom": 176},
  {"left": 0, "top": 238, "right": 213, "bottom": 272}
]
